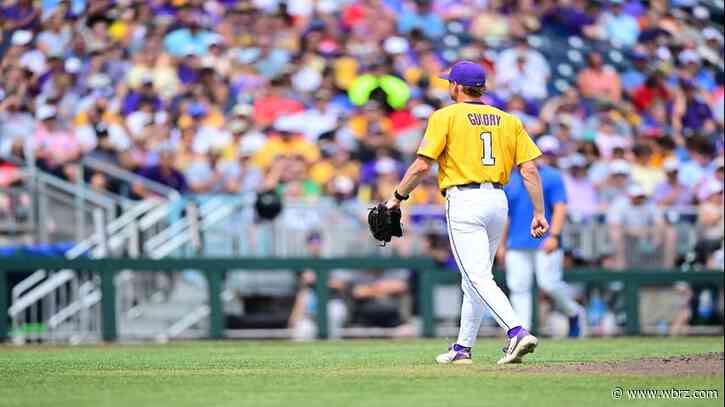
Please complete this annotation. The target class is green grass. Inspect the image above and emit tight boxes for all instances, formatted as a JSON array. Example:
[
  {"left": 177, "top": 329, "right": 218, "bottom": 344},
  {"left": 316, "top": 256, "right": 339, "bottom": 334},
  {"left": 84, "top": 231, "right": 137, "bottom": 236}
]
[{"left": 0, "top": 337, "right": 722, "bottom": 407}]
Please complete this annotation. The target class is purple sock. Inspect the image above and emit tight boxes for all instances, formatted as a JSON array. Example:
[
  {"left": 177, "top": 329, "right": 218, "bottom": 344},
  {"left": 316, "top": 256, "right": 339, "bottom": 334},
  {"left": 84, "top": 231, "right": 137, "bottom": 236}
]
[
  {"left": 507, "top": 326, "right": 524, "bottom": 338},
  {"left": 453, "top": 343, "right": 470, "bottom": 352}
]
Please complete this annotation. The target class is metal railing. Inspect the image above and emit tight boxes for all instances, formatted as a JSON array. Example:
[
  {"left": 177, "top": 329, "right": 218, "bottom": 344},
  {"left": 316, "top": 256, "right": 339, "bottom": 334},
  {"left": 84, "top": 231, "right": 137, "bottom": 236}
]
[
  {"left": 2, "top": 158, "right": 187, "bottom": 343},
  {"left": 80, "top": 156, "right": 180, "bottom": 200},
  {"left": 1, "top": 257, "right": 722, "bottom": 343}
]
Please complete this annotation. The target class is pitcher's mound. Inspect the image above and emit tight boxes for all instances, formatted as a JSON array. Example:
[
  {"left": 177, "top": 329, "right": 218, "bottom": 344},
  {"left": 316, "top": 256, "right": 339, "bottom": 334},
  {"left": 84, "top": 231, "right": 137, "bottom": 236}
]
[{"left": 516, "top": 352, "right": 723, "bottom": 376}]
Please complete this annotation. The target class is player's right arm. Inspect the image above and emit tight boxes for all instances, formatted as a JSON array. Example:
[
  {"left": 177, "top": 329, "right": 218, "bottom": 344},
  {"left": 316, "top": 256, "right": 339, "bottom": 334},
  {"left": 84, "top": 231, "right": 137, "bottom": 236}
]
[{"left": 520, "top": 160, "right": 548, "bottom": 238}]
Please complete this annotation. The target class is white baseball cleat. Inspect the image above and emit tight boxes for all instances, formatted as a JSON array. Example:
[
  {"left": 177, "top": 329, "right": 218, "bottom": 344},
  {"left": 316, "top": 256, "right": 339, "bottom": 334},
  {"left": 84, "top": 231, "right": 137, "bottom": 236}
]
[
  {"left": 497, "top": 329, "right": 538, "bottom": 365},
  {"left": 435, "top": 345, "right": 473, "bottom": 365}
]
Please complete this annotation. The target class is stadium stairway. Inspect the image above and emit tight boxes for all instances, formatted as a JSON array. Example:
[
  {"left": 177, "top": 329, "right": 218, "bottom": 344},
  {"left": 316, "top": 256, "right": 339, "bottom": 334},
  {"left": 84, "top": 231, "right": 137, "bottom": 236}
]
[{"left": 4, "top": 159, "right": 185, "bottom": 344}]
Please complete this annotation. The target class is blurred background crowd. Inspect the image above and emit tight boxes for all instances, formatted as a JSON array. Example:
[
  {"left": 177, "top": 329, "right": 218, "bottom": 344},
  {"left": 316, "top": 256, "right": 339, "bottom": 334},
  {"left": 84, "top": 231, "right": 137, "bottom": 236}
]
[{"left": 0, "top": 0, "right": 723, "bottom": 337}]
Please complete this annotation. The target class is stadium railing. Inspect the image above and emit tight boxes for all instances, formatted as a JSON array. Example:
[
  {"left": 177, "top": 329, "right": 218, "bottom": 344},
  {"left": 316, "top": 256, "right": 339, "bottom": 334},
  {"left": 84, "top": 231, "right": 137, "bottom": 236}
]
[{"left": 1, "top": 257, "right": 723, "bottom": 343}]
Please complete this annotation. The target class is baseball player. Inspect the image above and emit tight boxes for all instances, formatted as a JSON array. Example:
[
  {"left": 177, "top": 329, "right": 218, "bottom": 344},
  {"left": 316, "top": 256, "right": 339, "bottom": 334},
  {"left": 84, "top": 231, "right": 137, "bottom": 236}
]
[
  {"left": 499, "top": 136, "right": 583, "bottom": 337},
  {"left": 384, "top": 61, "right": 548, "bottom": 365}
]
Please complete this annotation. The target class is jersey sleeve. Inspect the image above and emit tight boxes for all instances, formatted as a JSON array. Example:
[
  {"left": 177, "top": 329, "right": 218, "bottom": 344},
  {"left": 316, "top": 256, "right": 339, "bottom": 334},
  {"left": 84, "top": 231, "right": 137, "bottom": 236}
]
[
  {"left": 416, "top": 110, "right": 447, "bottom": 160},
  {"left": 513, "top": 117, "right": 541, "bottom": 165}
]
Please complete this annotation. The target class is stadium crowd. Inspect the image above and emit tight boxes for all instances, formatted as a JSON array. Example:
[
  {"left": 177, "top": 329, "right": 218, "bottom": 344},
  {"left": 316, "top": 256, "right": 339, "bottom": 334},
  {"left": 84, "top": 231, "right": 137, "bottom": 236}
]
[
  {"left": 0, "top": 0, "right": 723, "bottom": 338},
  {"left": 1, "top": 0, "right": 723, "bottom": 261}
]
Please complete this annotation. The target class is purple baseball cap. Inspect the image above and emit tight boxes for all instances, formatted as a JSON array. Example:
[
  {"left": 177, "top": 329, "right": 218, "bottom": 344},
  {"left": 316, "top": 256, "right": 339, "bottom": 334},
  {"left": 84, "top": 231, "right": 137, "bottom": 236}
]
[{"left": 438, "top": 61, "right": 486, "bottom": 87}]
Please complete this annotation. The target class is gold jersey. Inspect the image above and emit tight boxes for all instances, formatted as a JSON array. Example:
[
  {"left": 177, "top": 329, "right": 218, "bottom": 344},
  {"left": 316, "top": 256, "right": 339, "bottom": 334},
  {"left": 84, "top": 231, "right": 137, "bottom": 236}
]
[{"left": 417, "top": 102, "right": 542, "bottom": 190}]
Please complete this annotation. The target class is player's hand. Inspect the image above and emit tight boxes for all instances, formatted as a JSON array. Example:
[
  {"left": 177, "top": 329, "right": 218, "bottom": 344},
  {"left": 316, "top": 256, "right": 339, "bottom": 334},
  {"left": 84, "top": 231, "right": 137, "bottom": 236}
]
[
  {"left": 530, "top": 213, "right": 549, "bottom": 238},
  {"left": 385, "top": 196, "right": 401, "bottom": 209},
  {"left": 540, "top": 236, "right": 559, "bottom": 253}
]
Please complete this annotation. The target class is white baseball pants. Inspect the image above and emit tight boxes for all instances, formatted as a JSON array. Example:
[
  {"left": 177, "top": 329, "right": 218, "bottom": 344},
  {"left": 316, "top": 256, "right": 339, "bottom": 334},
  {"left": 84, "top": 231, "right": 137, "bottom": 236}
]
[
  {"left": 505, "top": 249, "right": 581, "bottom": 330},
  {"left": 445, "top": 186, "right": 523, "bottom": 348}
]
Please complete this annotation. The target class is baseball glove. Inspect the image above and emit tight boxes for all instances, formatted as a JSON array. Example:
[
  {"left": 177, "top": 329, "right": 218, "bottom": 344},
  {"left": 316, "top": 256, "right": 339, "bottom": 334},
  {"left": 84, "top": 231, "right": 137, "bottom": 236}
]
[{"left": 368, "top": 203, "right": 403, "bottom": 245}]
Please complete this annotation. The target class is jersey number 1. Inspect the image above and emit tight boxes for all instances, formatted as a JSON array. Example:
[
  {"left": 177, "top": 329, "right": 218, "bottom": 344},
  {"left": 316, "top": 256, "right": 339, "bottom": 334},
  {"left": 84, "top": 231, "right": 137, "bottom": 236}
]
[{"left": 480, "top": 132, "right": 496, "bottom": 166}]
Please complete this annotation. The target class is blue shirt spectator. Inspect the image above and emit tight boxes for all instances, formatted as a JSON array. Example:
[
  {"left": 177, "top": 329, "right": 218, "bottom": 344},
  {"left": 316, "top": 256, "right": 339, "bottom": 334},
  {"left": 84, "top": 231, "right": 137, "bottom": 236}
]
[
  {"left": 603, "top": 3, "right": 640, "bottom": 48},
  {"left": 163, "top": 26, "right": 219, "bottom": 57},
  {"left": 505, "top": 165, "right": 568, "bottom": 250},
  {"left": 397, "top": 1, "right": 445, "bottom": 39}
]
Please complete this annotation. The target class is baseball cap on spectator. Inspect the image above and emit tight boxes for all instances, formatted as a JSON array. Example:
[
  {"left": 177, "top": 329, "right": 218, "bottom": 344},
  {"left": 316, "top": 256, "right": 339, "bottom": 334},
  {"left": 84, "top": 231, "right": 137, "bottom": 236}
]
[
  {"left": 374, "top": 157, "right": 398, "bottom": 175},
  {"left": 11, "top": 30, "right": 33, "bottom": 46},
  {"left": 662, "top": 158, "right": 679, "bottom": 173},
  {"left": 536, "top": 135, "right": 560, "bottom": 155},
  {"left": 678, "top": 49, "right": 701, "bottom": 65},
  {"left": 36, "top": 105, "right": 57, "bottom": 121},
  {"left": 239, "top": 136, "right": 263, "bottom": 158},
  {"left": 411, "top": 104, "right": 434, "bottom": 119},
  {"left": 627, "top": 184, "right": 648, "bottom": 198},
  {"left": 558, "top": 113, "right": 577, "bottom": 129},
  {"left": 227, "top": 119, "right": 249, "bottom": 134},
  {"left": 88, "top": 73, "right": 111, "bottom": 89},
  {"left": 188, "top": 103, "right": 207, "bottom": 118},
  {"left": 64, "top": 57, "right": 82, "bottom": 74},
  {"left": 609, "top": 159, "right": 631, "bottom": 176},
  {"left": 568, "top": 153, "right": 587, "bottom": 168},
  {"left": 331, "top": 175, "right": 355, "bottom": 195},
  {"left": 383, "top": 36, "right": 410, "bottom": 55},
  {"left": 703, "top": 27, "right": 723, "bottom": 43},
  {"left": 656, "top": 46, "right": 672, "bottom": 61},
  {"left": 232, "top": 104, "right": 253, "bottom": 117},
  {"left": 438, "top": 61, "right": 486, "bottom": 87},
  {"left": 693, "top": 6, "right": 710, "bottom": 21},
  {"left": 292, "top": 66, "right": 322, "bottom": 93}
]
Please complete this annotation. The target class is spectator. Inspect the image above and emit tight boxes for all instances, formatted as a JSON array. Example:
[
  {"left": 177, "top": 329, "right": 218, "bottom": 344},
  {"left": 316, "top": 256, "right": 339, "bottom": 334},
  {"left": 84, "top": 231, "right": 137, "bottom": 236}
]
[
  {"left": 348, "top": 268, "right": 411, "bottom": 331},
  {"left": 397, "top": 0, "right": 445, "bottom": 39},
  {"left": 495, "top": 36, "right": 550, "bottom": 101},
  {"left": 607, "top": 184, "right": 674, "bottom": 269},
  {"left": 678, "top": 136, "right": 714, "bottom": 187},
  {"left": 562, "top": 153, "right": 599, "bottom": 218},
  {"left": 253, "top": 127, "right": 320, "bottom": 170},
  {"left": 672, "top": 79, "right": 715, "bottom": 135},
  {"left": 0, "top": 94, "right": 35, "bottom": 158},
  {"left": 133, "top": 146, "right": 188, "bottom": 197},
  {"left": 31, "top": 105, "right": 82, "bottom": 180},
  {"left": 632, "top": 73, "right": 670, "bottom": 112},
  {"left": 577, "top": 52, "right": 622, "bottom": 103},
  {"left": 630, "top": 143, "right": 664, "bottom": 195},
  {"left": 620, "top": 51, "right": 648, "bottom": 94},
  {"left": 652, "top": 159, "right": 693, "bottom": 209},
  {"left": 598, "top": 159, "right": 631, "bottom": 209},
  {"left": 695, "top": 181, "right": 724, "bottom": 268},
  {"left": 163, "top": 15, "right": 218, "bottom": 57},
  {"left": 601, "top": 0, "right": 640, "bottom": 48},
  {"left": 288, "top": 232, "right": 348, "bottom": 340}
]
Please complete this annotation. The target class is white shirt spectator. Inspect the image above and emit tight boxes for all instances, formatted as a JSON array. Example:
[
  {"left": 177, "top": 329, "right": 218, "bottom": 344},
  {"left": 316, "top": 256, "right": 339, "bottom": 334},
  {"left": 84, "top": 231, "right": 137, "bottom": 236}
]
[
  {"left": 495, "top": 46, "right": 550, "bottom": 100},
  {"left": 274, "top": 108, "right": 339, "bottom": 142}
]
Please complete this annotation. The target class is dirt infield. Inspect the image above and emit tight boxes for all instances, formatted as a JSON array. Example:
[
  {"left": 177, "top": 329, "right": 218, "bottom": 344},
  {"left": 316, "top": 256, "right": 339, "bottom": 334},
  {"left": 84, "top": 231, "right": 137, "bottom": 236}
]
[{"left": 516, "top": 353, "right": 724, "bottom": 376}]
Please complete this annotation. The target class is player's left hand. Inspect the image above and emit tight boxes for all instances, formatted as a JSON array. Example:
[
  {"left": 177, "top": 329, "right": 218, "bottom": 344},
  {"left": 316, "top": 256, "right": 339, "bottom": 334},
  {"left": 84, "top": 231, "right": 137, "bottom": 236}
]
[
  {"left": 530, "top": 213, "right": 549, "bottom": 238},
  {"left": 385, "top": 197, "right": 401, "bottom": 209}
]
